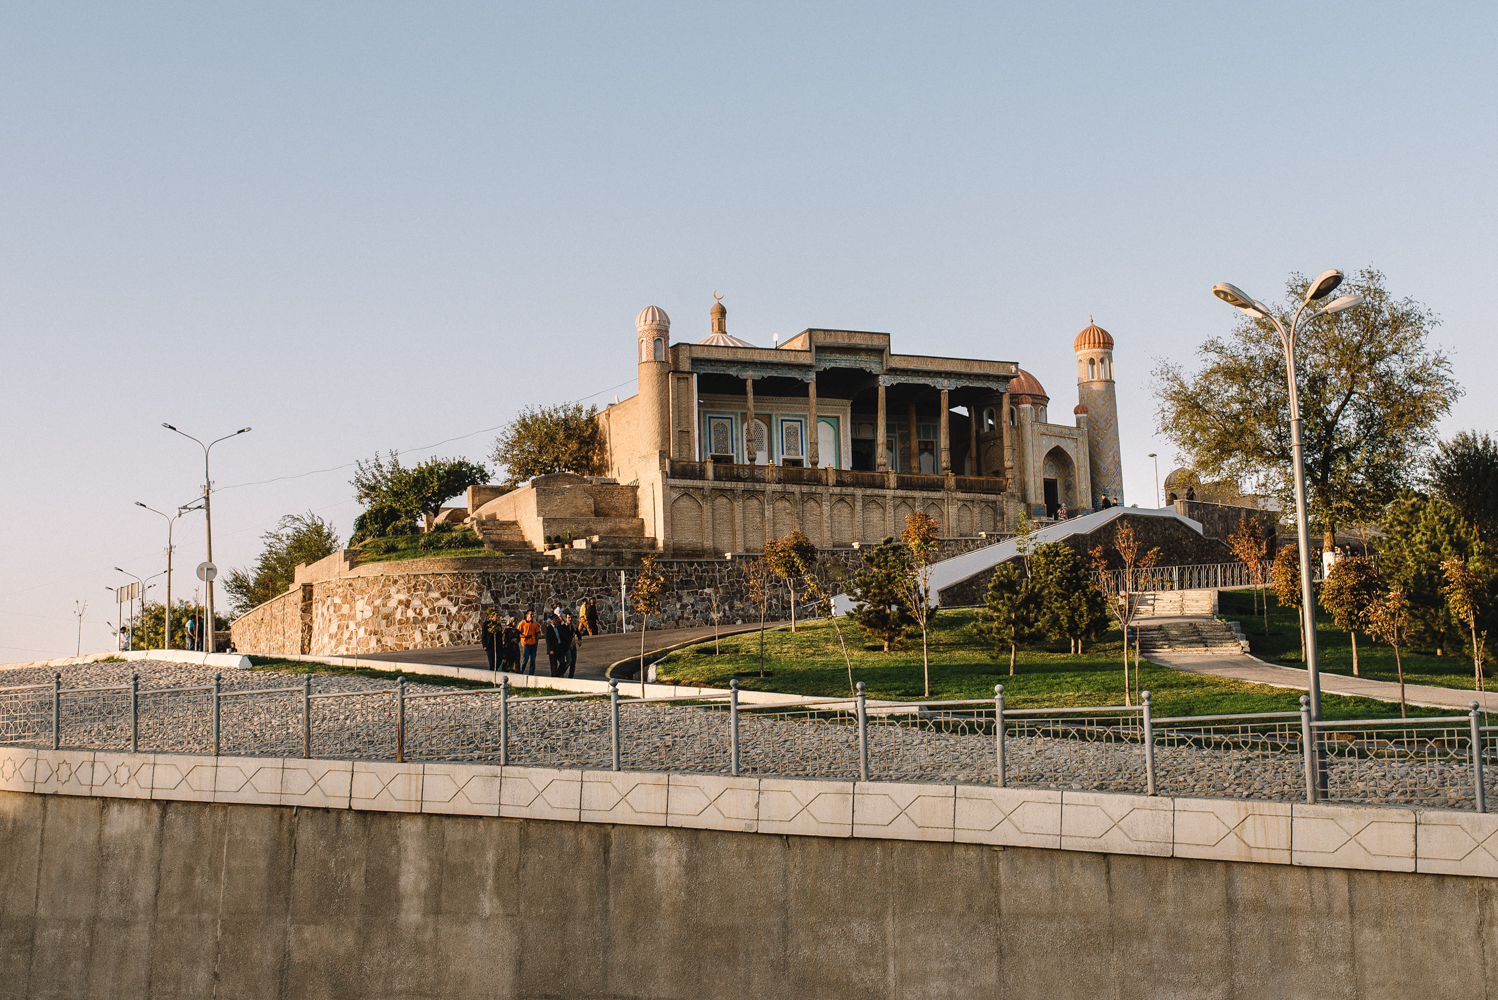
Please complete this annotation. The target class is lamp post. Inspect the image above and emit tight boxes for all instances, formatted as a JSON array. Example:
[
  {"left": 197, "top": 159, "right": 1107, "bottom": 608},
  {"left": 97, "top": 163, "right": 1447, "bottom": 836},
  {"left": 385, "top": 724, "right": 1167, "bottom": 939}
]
[
  {"left": 1148, "top": 453, "right": 1160, "bottom": 507},
  {"left": 163, "top": 424, "right": 251, "bottom": 653},
  {"left": 135, "top": 501, "right": 189, "bottom": 649},
  {"left": 1211, "top": 270, "right": 1362, "bottom": 721}
]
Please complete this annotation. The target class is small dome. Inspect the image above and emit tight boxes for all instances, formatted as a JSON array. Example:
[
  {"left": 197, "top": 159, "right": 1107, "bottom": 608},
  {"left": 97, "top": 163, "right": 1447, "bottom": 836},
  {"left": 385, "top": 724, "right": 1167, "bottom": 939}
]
[
  {"left": 636, "top": 305, "right": 670, "bottom": 332},
  {"left": 1073, "top": 404, "right": 1089, "bottom": 415},
  {"left": 710, "top": 300, "right": 726, "bottom": 318},
  {"left": 1074, "top": 320, "right": 1114, "bottom": 352},
  {"left": 1012, "top": 394, "right": 1032, "bottom": 405},
  {"left": 1162, "top": 467, "right": 1198, "bottom": 490},
  {"left": 1009, "top": 368, "right": 1047, "bottom": 399},
  {"left": 697, "top": 332, "right": 757, "bottom": 348}
]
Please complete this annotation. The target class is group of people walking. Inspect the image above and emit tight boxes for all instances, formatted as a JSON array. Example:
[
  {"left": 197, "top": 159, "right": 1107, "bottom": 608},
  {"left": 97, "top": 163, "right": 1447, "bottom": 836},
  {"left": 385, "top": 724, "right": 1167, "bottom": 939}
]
[{"left": 480, "top": 599, "right": 599, "bottom": 678}]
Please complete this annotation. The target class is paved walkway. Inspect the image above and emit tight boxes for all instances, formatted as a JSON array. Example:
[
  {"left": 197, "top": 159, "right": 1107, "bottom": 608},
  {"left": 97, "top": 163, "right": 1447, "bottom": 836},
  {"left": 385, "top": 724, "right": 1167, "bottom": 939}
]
[
  {"left": 1149, "top": 650, "right": 1498, "bottom": 713},
  {"left": 359, "top": 623, "right": 779, "bottom": 681}
]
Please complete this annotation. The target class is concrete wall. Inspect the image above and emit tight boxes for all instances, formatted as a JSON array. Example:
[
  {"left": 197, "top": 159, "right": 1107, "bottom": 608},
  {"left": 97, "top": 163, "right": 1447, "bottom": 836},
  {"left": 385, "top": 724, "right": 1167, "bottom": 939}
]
[{"left": 4, "top": 788, "right": 1497, "bottom": 999}]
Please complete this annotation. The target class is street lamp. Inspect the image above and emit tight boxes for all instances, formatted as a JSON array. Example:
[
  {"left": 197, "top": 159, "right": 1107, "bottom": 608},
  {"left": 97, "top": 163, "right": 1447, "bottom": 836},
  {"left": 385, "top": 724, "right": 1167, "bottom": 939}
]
[
  {"left": 1148, "top": 453, "right": 1160, "bottom": 507},
  {"left": 1210, "top": 270, "right": 1363, "bottom": 722},
  {"left": 135, "top": 500, "right": 193, "bottom": 649},
  {"left": 163, "top": 424, "right": 251, "bottom": 652}
]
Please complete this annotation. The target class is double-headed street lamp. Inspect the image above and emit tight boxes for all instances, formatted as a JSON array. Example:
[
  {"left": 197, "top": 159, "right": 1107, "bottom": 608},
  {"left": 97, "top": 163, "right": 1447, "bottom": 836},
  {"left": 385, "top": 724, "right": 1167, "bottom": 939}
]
[
  {"left": 1210, "top": 269, "right": 1363, "bottom": 721},
  {"left": 135, "top": 500, "right": 197, "bottom": 649},
  {"left": 163, "top": 424, "right": 251, "bottom": 653}
]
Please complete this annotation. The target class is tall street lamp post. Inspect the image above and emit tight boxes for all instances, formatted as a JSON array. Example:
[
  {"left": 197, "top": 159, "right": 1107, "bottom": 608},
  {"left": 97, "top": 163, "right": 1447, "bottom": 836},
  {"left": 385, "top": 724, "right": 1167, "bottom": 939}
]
[
  {"left": 1148, "top": 452, "right": 1160, "bottom": 507},
  {"left": 163, "top": 424, "right": 251, "bottom": 653},
  {"left": 1210, "top": 270, "right": 1363, "bottom": 721},
  {"left": 135, "top": 501, "right": 190, "bottom": 649}
]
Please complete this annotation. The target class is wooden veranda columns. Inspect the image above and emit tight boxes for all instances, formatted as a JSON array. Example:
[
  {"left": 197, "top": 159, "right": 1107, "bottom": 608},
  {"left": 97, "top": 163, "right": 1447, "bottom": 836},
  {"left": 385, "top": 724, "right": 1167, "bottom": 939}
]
[
  {"left": 807, "top": 378, "right": 819, "bottom": 467},
  {"left": 875, "top": 382, "right": 888, "bottom": 472},
  {"left": 745, "top": 377, "right": 757, "bottom": 466},
  {"left": 939, "top": 388, "right": 951, "bottom": 473}
]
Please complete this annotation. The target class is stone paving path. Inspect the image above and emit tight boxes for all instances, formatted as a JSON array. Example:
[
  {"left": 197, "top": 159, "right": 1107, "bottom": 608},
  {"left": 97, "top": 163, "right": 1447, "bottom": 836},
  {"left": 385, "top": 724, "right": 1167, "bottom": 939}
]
[{"left": 1149, "top": 649, "right": 1498, "bottom": 713}]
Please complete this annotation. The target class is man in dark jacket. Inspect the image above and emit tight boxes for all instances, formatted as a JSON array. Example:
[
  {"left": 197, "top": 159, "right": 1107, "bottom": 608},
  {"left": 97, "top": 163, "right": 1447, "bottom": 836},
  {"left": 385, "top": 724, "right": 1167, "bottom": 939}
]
[
  {"left": 544, "top": 613, "right": 563, "bottom": 676},
  {"left": 558, "top": 613, "right": 578, "bottom": 678},
  {"left": 500, "top": 618, "right": 521, "bottom": 672},
  {"left": 480, "top": 610, "right": 499, "bottom": 673}
]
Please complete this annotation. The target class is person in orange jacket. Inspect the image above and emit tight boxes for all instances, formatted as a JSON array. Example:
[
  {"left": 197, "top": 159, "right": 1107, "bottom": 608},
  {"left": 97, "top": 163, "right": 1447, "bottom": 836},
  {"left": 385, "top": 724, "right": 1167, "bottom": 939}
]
[{"left": 517, "top": 609, "right": 542, "bottom": 675}]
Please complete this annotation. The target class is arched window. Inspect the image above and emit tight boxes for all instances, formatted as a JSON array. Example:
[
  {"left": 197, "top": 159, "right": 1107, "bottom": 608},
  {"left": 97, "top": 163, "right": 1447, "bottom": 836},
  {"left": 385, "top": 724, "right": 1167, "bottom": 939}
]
[
  {"left": 1087, "top": 358, "right": 1096, "bottom": 380},
  {"left": 1104, "top": 359, "right": 1111, "bottom": 379},
  {"left": 983, "top": 407, "right": 996, "bottom": 433},
  {"left": 653, "top": 337, "right": 665, "bottom": 361},
  {"left": 1008, "top": 406, "right": 1016, "bottom": 426}
]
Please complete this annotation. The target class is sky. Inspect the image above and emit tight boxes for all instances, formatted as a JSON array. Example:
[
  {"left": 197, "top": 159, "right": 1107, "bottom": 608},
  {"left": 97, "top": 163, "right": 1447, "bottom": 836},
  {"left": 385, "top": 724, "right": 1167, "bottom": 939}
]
[{"left": 2, "top": 2, "right": 1494, "bottom": 660}]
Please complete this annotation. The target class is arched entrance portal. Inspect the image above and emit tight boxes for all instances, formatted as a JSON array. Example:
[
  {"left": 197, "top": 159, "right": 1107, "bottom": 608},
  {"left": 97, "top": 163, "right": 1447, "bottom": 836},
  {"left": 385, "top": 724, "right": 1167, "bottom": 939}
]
[{"left": 1042, "top": 446, "right": 1077, "bottom": 519}]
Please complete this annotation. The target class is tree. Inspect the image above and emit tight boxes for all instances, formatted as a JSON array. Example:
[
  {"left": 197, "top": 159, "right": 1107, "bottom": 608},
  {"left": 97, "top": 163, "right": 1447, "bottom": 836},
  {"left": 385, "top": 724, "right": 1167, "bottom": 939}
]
[
  {"left": 223, "top": 512, "right": 341, "bottom": 618},
  {"left": 848, "top": 538, "right": 916, "bottom": 652},
  {"left": 764, "top": 530, "right": 817, "bottom": 633},
  {"left": 787, "top": 548, "right": 859, "bottom": 696},
  {"left": 128, "top": 600, "right": 227, "bottom": 650},
  {"left": 1227, "top": 512, "right": 1272, "bottom": 635},
  {"left": 1378, "top": 492, "right": 1482, "bottom": 652},
  {"left": 491, "top": 402, "right": 607, "bottom": 486},
  {"left": 631, "top": 555, "right": 666, "bottom": 697},
  {"left": 898, "top": 511, "right": 941, "bottom": 697},
  {"left": 1442, "top": 557, "right": 1489, "bottom": 692},
  {"left": 1270, "top": 544, "right": 1313, "bottom": 662},
  {"left": 351, "top": 451, "right": 489, "bottom": 537},
  {"left": 740, "top": 556, "right": 776, "bottom": 677},
  {"left": 975, "top": 563, "right": 1039, "bottom": 676},
  {"left": 1090, "top": 522, "right": 1159, "bottom": 705},
  {"left": 705, "top": 586, "right": 724, "bottom": 656},
  {"left": 1154, "top": 268, "right": 1460, "bottom": 549},
  {"left": 1367, "top": 586, "right": 1412, "bottom": 718},
  {"left": 1430, "top": 432, "right": 1498, "bottom": 543},
  {"left": 1032, "top": 542, "right": 1108, "bottom": 656},
  {"left": 1320, "top": 556, "right": 1380, "bottom": 677}
]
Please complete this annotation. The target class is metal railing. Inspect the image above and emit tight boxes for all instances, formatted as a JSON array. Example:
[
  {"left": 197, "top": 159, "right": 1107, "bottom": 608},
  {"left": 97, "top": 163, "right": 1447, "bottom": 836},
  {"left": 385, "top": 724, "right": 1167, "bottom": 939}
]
[
  {"left": 3, "top": 673, "right": 1490, "bottom": 811},
  {"left": 1095, "top": 561, "right": 1275, "bottom": 594}
]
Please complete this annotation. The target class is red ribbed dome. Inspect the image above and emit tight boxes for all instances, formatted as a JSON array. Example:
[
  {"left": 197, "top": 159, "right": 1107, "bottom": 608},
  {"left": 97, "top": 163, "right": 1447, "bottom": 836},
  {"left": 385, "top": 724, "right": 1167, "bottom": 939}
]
[
  {"left": 1073, "top": 404, "right": 1089, "bottom": 415},
  {"left": 1074, "top": 320, "right": 1114, "bottom": 351},
  {"left": 1012, "top": 394, "right": 1032, "bottom": 405},
  {"left": 1009, "top": 368, "right": 1047, "bottom": 399}
]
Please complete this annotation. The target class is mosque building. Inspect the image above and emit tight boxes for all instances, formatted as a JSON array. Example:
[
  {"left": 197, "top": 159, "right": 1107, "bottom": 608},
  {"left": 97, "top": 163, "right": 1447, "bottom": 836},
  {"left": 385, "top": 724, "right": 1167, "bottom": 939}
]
[{"left": 596, "top": 297, "right": 1125, "bottom": 557}]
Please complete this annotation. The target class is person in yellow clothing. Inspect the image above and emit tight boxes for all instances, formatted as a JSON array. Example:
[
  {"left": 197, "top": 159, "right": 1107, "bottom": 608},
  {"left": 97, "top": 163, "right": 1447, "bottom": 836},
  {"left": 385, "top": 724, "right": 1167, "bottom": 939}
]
[{"left": 517, "top": 610, "right": 542, "bottom": 675}]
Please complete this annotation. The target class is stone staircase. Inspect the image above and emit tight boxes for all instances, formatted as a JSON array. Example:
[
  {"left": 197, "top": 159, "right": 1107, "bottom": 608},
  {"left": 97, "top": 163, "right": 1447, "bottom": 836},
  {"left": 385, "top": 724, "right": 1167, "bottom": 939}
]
[
  {"left": 1134, "top": 589, "right": 1217, "bottom": 617},
  {"left": 1134, "top": 618, "right": 1249, "bottom": 655},
  {"left": 471, "top": 518, "right": 530, "bottom": 554}
]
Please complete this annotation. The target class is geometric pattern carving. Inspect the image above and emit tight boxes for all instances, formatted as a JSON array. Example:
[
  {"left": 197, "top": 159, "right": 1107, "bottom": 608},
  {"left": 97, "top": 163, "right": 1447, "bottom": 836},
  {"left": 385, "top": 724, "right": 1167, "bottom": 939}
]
[
  {"left": 421, "top": 763, "right": 501, "bottom": 817},
  {"left": 852, "top": 780, "right": 954, "bottom": 842},
  {"left": 1173, "top": 798, "right": 1291, "bottom": 865},
  {"left": 954, "top": 786, "right": 1061, "bottom": 849},
  {"left": 758, "top": 778, "right": 853, "bottom": 838},
  {"left": 1059, "top": 791, "right": 1173, "bottom": 857},
  {"left": 499, "top": 766, "right": 581, "bottom": 822},
  {"left": 581, "top": 771, "right": 668, "bottom": 826},
  {"left": 1415, "top": 810, "right": 1498, "bottom": 877},
  {"left": 351, "top": 761, "right": 423, "bottom": 812},
  {"left": 1290, "top": 803, "right": 1415, "bottom": 872},
  {"left": 666, "top": 773, "right": 758, "bottom": 833}
]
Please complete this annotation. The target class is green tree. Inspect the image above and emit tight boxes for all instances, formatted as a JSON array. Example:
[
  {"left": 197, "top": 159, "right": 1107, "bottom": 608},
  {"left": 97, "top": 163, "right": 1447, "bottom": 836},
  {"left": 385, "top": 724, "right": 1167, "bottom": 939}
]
[
  {"left": 351, "top": 452, "right": 489, "bottom": 538},
  {"left": 1367, "top": 586, "right": 1412, "bottom": 718},
  {"left": 848, "top": 538, "right": 915, "bottom": 652},
  {"left": 631, "top": 555, "right": 666, "bottom": 697},
  {"left": 491, "top": 402, "right": 607, "bottom": 486},
  {"left": 1442, "top": 556, "right": 1489, "bottom": 692},
  {"left": 975, "top": 563, "right": 1038, "bottom": 676},
  {"left": 1430, "top": 432, "right": 1498, "bottom": 543},
  {"left": 1270, "top": 544, "right": 1313, "bottom": 661},
  {"left": 1320, "top": 556, "right": 1380, "bottom": 677},
  {"left": 1226, "top": 512, "right": 1272, "bottom": 635},
  {"left": 128, "top": 600, "right": 227, "bottom": 650},
  {"left": 898, "top": 511, "right": 941, "bottom": 697},
  {"left": 740, "top": 556, "right": 776, "bottom": 677},
  {"left": 1154, "top": 268, "right": 1460, "bottom": 549},
  {"left": 1378, "top": 492, "right": 1484, "bottom": 652},
  {"left": 1090, "top": 521, "right": 1159, "bottom": 705},
  {"left": 764, "top": 530, "right": 817, "bottom": 632},
  {"left": 223, "top": 512, "right": 341, "bottom": 618},
  {"left": 1032, "top": 542, "right": 1107, "bottom": 655}
]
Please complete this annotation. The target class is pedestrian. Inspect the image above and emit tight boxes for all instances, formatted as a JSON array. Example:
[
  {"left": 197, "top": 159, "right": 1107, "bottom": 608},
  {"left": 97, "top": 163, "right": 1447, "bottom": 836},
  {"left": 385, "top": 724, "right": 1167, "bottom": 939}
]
[
  {"left": 1184, "top": 485, "right": 1196, "bottom": 501},
  {"left": 501, "top": 616, "right": 521, "bottom": 672},
  {"left": 517, "top": 610, "right": 541, "bottom": 675},
  {"left": 1057, "top": 502, "right": 1069, "bottom": 521},
  {"left": 577, "top": 598, "right": 595, "bottom": 637},
  {"left": 544, "top": 613, "right": 563, "bottom": 676},
  {"left": 480, "top": 609, "right": 499, "bottom": 673},
  {"left": 560, "top": 612, "right": 579, "bottom": 678}
]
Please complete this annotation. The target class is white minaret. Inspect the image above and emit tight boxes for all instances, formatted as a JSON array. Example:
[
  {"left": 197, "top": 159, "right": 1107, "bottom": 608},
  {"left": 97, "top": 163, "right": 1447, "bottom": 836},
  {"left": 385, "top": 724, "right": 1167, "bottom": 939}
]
[{"left": 1074, "top": 319, "right": 1123, "bottom": 508}]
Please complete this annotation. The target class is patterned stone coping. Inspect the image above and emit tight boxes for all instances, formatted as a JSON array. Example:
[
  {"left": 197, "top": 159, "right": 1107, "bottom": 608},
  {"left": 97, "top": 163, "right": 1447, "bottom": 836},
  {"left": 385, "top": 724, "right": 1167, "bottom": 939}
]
[{"left": 4, "top": 745, "right": 1496, "bottom": 880}]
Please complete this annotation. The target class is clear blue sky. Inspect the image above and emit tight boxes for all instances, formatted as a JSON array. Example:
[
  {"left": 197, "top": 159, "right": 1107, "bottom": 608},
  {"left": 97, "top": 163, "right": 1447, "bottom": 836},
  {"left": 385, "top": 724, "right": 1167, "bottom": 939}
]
[{"left": 3, "top": 3, "right": 1494, "bottom": 658}]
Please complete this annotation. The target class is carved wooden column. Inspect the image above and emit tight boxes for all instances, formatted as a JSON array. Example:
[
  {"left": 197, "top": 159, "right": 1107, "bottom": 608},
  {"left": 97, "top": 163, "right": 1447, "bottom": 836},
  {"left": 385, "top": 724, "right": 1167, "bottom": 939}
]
[
  {"left": 968, "top": 404, "right": 980, "bottom": 476},
  {"left": 907, "top": 400, "right": 919, "bottom": 474},
  {"left": 939, "top": 388, "right": 951, "bottom": 473},
  {"left": 745, "top": 377, "right": 756, "bottom": 466},
  {"left": 875, "top": 381, "right": 888, "bottom": 472},
  {"left": 807, "top": 377, "right": 819, "bottom": 468}
]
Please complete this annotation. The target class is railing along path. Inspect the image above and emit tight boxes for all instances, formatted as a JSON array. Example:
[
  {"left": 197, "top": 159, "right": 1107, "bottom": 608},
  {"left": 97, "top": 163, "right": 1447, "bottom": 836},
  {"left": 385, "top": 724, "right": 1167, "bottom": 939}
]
[{"left": 1, "top": 672, "right": 1491, "bottom": 811}]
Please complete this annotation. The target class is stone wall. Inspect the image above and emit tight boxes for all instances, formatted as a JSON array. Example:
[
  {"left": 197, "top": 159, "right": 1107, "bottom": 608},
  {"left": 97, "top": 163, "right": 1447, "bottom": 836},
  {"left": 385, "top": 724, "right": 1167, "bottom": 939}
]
[{"left": 228, "top": 586, "right": 309, "bottom": 657}]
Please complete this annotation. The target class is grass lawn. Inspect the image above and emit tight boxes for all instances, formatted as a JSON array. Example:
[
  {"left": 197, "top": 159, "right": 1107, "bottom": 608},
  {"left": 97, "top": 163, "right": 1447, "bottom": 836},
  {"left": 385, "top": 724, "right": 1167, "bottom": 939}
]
[
  {"left": 245, "top": 655, "right": 569, "bottom": 696},
  {"left": 1219, "top": 589, "right": 1488, "bottom": 694},
  {"left": 356, "top": 544, "right": 493, "bottom": 563},
  {"left": 654, "top": 609, "right": 1441, "bottom": 719}
]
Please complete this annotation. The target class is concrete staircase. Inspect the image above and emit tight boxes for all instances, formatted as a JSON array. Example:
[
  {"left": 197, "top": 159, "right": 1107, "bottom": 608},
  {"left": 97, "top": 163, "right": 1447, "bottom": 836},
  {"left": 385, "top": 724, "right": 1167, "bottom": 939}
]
[
  {"left": 1134, "top": 589, "right": 1217, "bottom": 617},
  {"left": 471, "top": 519, "right": 530, "bottom": 554},
  {"left": 1134, "top": 618, "right": 1249, "bottom": 655}
]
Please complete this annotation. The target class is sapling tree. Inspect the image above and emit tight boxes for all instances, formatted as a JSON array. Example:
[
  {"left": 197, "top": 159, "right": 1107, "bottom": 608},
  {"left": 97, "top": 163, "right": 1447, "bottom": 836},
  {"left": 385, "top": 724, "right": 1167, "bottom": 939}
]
[
  {"left": 898, "top": 511, "right": 941, "bottom": 697},
  {"left": 1033, "top": 542, "right": 1108, "bottom": 658},
  {"left": 975, "top": 563, "right": 1038, "bottom": 676},
  {"left": 1321, "top": 556, "right": 1380, "bottom": 677},
  {"left": 1441, "top": 556, "right": 1489, "bottom": 693},
  {"left": 631, "top": 555, "right": 666, "bottom": 697},
  {"left": 1367, "top": 585, "right": 1412, "bottom": 718},
  {"left": 1227, "top": 512, "right": 1272, "bottom": 635},
  {"left": 1090, "top": 521, "right": 1160, "bottom": 705},
  {"left": 1271, "top": 544, "right": 1311, "bottom": 661},
  {"left": 764, "top": 530, "right": 817, "bottom": 632},
  {"left": 740, "top": 556, "right": 775, "bottom": 678},
  {"left": 848, "top": 538, "right": 915, "bottom": 652}
]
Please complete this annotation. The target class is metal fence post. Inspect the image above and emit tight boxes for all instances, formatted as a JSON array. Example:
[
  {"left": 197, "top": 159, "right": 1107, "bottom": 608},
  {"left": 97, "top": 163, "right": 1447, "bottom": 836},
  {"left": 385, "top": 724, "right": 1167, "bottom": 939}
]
[
  {"left": 499, "top": 678, "right": 509, "bottom": 766},
  {"left": 212, "top": 673, "right": 221, "bottom": 757},
  {"left": 609, "top": 679, "right": 621, "bottom": 772},
  {"left": 729, "top": 679, "right": 740, "bottom": 777},
  {"left": 51, "top": 672, "right": 60, "bottom": 751},
  {"left": 1141, "top": 690, "right": 1156, "bottom": 796},
  {"left": 1299, "top": 695, "right": 1318, "bottom": 804},
  {"left": 396, "top": 676, "right": 406, "bottom": 763},
  {"left": 302, "top": 675, "right": 312, "bottom": 759},
  {"left": 130, "top": 672, "right": 139, "bottom": 753},
  {"left": 994, "top": 684, "right": 1006, "bottom": 788},
  {"left": 1472, "top": 701, "right": 1486, "bottom": 814},
  {"left": 856, "top": 681, "right": 869, "bottom": 783}
]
